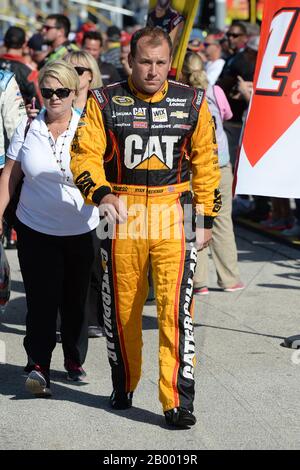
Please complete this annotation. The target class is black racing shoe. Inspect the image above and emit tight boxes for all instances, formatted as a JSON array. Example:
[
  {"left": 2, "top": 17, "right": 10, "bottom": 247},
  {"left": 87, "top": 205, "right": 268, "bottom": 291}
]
[
  {"left": 109, "top": 390, "right": 133, "bottom": 410},
  {"left": 164, "top": 407, "right": 196, "bottom": 428},
  {"left": 64, "top": 359, "right": 87, "bottom": 382},
  {"left": 24, "top": 356, "right": 35, "bottom": 373},
  {"left": 24, "top": 363, "right": 35, "bottom": 373}
]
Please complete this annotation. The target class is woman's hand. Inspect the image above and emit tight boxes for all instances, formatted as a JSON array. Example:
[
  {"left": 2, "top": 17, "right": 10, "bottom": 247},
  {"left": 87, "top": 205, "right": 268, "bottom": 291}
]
[{"left": 25, "top": 97, "right": 39, "bottom": 119}]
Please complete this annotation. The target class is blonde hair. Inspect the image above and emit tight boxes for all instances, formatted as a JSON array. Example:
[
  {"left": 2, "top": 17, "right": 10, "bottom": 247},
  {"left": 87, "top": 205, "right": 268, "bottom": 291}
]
[
  {"left": 182, "top": 52, "right": 208, "bottom": 90},
  {"left": 39, "top": 60, "right": 80, "bottom": 95},
  {"left": 64, "top": 50, "right": 103, "bottom": 89}
]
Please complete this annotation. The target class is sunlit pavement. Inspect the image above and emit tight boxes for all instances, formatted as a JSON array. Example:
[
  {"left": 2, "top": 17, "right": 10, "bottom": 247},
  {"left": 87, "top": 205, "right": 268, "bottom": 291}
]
[{"left": 1, "top": 225, "right": 300, "bottom": 450}]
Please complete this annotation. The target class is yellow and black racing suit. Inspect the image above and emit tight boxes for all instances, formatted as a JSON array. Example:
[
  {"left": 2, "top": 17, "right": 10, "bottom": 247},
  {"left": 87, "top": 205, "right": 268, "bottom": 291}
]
[{"left": 70, "top": 78, "right": 221, "bottom": 412}]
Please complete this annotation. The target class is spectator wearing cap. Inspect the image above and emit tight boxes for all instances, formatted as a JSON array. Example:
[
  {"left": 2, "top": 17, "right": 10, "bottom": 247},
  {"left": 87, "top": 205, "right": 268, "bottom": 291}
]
[
  {"left": 82, "top": 31, "right": 121, "bottom": 86},
  {"left": 38, "top": 14, "right": 79, "bottom": 70},
  {"left": 0, "top": 26, "right": 42, "bottom": 107},
  {"left": 102, "top": 25, "right": 122, "bottom": 73},
  {"left": 27, "top": 33, "right": 49, "bottom": 68},
  {"left": 75, "top": 21, "right": 97, "bottom": 47},
  {"left": 203, "top": 34, "right": 225, "bottom": 85},
  {"left": 187, "top": 29, "right": 205, "bottom": 58}
]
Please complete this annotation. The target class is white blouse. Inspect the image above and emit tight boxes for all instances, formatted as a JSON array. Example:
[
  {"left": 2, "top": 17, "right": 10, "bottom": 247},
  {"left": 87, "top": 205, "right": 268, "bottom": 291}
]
[{"left": 7, "top": 109, "right": 99, "bottom": 236}]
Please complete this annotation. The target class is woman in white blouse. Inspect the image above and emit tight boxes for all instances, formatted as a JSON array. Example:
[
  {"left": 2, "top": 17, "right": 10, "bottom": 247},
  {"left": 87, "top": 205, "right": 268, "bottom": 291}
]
[
  {"left": 0, "top": 60, "right": 99, "bottom": 397},
  {"left": 65, "top": 50, "right": 105, "bottom": 340}
]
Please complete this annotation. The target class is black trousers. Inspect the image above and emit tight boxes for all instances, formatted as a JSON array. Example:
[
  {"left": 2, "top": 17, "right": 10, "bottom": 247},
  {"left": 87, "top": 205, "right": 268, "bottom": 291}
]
[
  {"left": 16, "top": 219, "right": 98, "bottom": 368},
  {"left": 87, "top": 241, "right": 104, "bottom": 327}
]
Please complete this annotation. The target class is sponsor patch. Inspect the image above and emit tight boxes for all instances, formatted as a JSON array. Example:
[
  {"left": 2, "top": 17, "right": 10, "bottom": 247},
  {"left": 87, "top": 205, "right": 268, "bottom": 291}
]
[
  {"left": 112, "top": 111, "right": 132, "bottom": 118},
  {"left": 93, "top": 89, "right": 105, "bottom": 104},
  {"left": 133, "top": 107, "right": 147, "bottom": 119},
  {"left": 170, "top": 111, "right": 189, "bottom": 119},
  {"left": 112, "top": 185, "right": 128, "bottom": 192},
  {"left": 115, "top": 123, "right": 131, "bottom": 127},
  {"left": 124, "top": 135, "right": 179, "bottom": 170},
  {"left": 112, "top": 95, "right": 134, "bottom": 106},
  {"left": 151, "top": 108, "right": 168, "bottom": 122},
  {"left": 166, "top": 97, "right": 187, "bottom": 107},
  {"left": 75, "top": 171, "right": 96, "bottom": 197},
  {"left": 213, "top": 188, "right": 222, "bottom": 213},
  {"left": 173, "top": 124, "right": 192, "bottom": 130},
  {"left": 196, "top": 90, "right": 204, "bottom": 106},
  {"left": 151, "top": 124, "right": 171, "bottom": 129},
  {"left": 173, "top": 16, "right": 183, "bottom": 27},
  {"left": 133, "top": 121, "right": 148, "bottom": 129}
]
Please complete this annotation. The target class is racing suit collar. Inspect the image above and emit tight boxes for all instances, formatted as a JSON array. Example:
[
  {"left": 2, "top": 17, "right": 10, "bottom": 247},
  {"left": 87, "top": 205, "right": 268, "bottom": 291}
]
[{"left": 128, "top": 76, "right": 168, "bottom": 103}]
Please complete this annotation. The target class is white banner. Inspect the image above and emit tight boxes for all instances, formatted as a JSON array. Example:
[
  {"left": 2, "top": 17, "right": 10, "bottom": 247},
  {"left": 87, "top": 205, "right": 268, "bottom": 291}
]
[{"left": 235, "top": 0, "right": 300, "bottom": 197}]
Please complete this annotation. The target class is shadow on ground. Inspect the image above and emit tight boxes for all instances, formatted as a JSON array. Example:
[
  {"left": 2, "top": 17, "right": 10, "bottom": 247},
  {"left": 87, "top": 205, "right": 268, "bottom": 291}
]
[{"left": 0, "top": 363, "right": 174, "bottom": 429}]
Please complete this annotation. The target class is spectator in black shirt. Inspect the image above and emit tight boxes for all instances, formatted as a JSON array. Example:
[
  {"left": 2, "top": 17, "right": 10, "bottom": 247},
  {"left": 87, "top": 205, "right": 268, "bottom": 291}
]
[
  {"left": 147, "top": 0, "right": 184, "bottom": 50},
  {"left": 218, "top": 41, "right": 257, "bottom": 123},
  {"left": 225, "top": 22, "right": 248, "bottom": 59},
  {"left": 217, "top": 24, "right": 251, "bottom": 165},
  {"left": 82, "top": 31, "right": 120, "bottom": 86}
]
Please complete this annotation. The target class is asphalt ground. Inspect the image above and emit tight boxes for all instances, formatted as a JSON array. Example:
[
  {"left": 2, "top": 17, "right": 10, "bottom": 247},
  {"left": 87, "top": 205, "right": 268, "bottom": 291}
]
[{"left": 1, "top": 225, "right": 300, "bottom": 450}]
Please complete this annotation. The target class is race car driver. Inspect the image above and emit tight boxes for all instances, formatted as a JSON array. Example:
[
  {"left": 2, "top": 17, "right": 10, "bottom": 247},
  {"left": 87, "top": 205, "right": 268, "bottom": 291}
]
[{"left": 70, "top": 26, "right": 221, "bottom": 428}]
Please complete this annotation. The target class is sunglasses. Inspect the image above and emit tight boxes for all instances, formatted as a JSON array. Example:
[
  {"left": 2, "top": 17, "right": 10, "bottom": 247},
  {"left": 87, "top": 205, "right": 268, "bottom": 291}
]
[
  {"left": 74, "top": 66, "right": 92, "bottom": 76},
  {"left": 226, "top": 32, "right": 243, "bottom": 38},
  {"left": 203, "top": 42, "right": 217, "bottom": 48},
  {"left": 40, "top": 88, "right": 72, "bottom": 99},
  {"left": 42, "top": 25, "right": 58, "bottom": 31}
]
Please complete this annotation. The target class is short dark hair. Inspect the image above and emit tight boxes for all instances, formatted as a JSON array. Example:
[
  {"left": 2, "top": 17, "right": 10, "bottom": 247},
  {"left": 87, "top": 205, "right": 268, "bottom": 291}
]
[
  {"left": 27, "top": 33, "right": 44, "bottom": 51},
  {"left": 230, "top": 21, "right": 247, "bottom": 35},
  {"left": 130, "top": 26, "right": 172, "bottom": 58},
  {"left": 4, "top": 26, "right": 26, "bottom": 49},
  {"left": 106, "top": 25, "right": 121, "bottom": 41},
  {"left": 46, "top": 14, "right": 71, "bottom": 38},
  {"left": 82, "top": 31, "right": 103, "bottom": 47}
]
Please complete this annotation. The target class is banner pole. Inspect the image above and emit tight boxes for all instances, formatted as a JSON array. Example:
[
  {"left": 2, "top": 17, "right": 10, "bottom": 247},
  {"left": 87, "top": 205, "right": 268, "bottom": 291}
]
[{"left": 250, "top": 0, "right": 257, "bottom": 24}]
